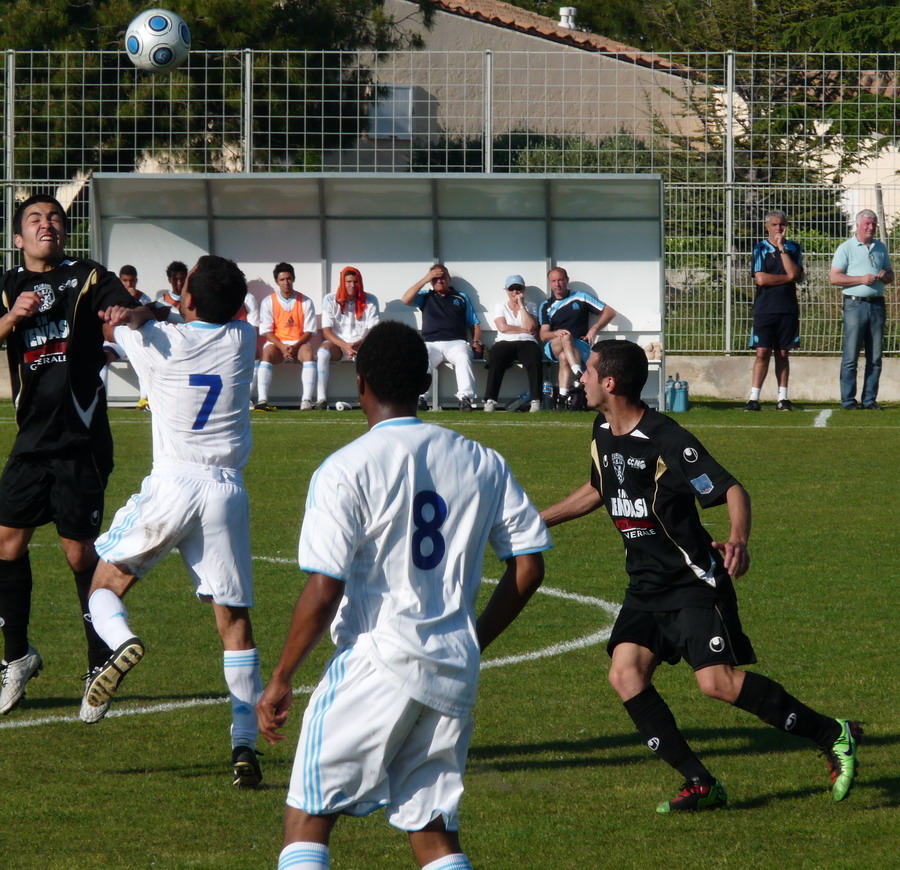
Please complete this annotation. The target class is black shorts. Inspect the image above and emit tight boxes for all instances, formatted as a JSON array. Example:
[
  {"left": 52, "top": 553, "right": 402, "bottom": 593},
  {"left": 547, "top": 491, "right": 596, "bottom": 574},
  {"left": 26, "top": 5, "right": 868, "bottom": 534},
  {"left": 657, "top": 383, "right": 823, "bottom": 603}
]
[
  {"left": 607, "top": 602, "right": 757, "bottom": 670},
  {"left": 750, "top": 312, "right": 800, "bottom": 351},
  {"left": 0, "top": 450, "right": 111, "bottom": 540}
]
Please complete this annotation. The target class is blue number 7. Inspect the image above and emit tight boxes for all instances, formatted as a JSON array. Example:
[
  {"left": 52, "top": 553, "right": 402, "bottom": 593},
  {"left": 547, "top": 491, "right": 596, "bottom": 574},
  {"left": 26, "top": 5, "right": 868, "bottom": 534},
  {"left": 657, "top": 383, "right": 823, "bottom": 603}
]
[{"left": 189, "top": 374, "right": 222, "bottom": 430}]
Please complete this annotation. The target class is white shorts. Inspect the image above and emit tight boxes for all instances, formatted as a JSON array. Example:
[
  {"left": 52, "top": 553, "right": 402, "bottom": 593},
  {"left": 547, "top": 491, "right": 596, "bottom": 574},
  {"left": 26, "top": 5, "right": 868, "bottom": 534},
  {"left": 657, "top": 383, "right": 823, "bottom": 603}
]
[
  {"left": 262, "top": 339, "right": 300, "bottom": 353},
  {"left": 95, "top": 461, "right": 253, "bottom": 607},
  {"left": 288, "top": 647, "right": 473, "bottom": 831}
]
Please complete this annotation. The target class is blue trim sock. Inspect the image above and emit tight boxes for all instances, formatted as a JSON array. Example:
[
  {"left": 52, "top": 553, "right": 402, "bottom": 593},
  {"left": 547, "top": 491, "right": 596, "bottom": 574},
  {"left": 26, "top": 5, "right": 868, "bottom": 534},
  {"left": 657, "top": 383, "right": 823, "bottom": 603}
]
[
  {"left": 422, "top": 854, "right": 473, "bottom": 870},
  {"left": 88, "top": 587, "right": 134, "bottom": 650},
  {"left": 224, "top": 647, "right": 262, "bottom": 748},
  {"left": 278, "top": 841, "right": 329, "bottom": 870}
]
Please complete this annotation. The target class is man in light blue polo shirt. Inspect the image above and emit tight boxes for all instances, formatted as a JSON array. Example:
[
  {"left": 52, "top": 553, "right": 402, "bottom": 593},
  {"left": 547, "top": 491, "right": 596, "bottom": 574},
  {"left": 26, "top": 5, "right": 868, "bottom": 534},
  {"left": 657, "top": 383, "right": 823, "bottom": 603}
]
[{"left": 829, "top": 209, "right": 894, "bottom": 410}]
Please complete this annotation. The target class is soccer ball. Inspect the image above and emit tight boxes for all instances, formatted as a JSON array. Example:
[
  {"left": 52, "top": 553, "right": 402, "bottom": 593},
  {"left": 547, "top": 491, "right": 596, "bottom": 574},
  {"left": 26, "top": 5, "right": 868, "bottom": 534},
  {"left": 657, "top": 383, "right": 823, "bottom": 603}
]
[{"left": 124, "top": 9, "right": 191, "bottom": 72}]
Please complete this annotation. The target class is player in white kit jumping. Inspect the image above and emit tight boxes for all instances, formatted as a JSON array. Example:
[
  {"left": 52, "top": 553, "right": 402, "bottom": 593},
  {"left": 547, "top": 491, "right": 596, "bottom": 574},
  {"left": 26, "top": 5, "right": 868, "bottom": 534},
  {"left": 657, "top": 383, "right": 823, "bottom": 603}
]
[
  {"left": 257, "top": 320, "right": 552, "bottom": 870},
  {"left": 83, "top": 255, "right": 265, "bottom": 788}
]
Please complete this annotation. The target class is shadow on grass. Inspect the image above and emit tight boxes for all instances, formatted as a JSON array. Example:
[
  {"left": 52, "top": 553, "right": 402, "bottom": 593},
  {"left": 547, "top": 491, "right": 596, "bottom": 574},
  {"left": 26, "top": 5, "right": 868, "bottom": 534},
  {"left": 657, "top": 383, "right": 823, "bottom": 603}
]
[{"left": 469, "top": 723, "right": 898, "bottom": 771}]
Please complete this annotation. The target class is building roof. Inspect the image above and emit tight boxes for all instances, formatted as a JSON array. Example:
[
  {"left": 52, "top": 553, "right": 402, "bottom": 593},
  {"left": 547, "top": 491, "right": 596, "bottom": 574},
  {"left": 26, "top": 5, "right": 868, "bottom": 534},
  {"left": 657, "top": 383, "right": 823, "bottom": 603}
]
[{"left": 424, "top": 0, "right": 684, "bottom": 72}]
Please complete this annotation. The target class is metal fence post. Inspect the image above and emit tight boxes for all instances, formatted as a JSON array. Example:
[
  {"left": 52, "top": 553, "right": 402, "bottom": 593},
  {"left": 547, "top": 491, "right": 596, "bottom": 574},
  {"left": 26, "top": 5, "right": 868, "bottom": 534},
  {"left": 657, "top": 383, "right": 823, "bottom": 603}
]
[
  {"left": 484, "top": 50, "right": 493, "bottom": 173},
  {"left": 4, "top": 49, "right": 15, "bottom": 271},
  {"left": 243, "top": 49, "right": 253, "bottom": 173},
  {"left": 724, "top": 51, "right": 735, "bottom": 355}
]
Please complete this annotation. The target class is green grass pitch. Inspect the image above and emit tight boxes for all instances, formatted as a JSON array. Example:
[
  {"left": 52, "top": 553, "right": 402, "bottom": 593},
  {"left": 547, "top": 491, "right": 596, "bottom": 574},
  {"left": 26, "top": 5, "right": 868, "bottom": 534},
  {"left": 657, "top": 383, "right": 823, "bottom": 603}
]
[{"left": 0, "top": 402, "right": 897, "bottom": 869}]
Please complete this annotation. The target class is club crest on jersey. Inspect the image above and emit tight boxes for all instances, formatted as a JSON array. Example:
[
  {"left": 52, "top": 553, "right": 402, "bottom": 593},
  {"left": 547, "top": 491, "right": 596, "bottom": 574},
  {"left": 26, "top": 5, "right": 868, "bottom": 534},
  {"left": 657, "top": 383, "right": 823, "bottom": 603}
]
[
  {"left": 612, "top": 452, "right": 626, "bottom": 484},
  {"left": 34, "top": 283, "right": 55, "bottom": 313}
]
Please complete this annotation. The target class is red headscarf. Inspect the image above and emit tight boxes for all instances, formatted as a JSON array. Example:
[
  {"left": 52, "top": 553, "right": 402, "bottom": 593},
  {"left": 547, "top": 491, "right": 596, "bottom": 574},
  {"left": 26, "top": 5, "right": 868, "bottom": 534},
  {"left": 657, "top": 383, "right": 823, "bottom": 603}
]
[{"left": 336, "top": 267, "right": 366, "bottom": 320}]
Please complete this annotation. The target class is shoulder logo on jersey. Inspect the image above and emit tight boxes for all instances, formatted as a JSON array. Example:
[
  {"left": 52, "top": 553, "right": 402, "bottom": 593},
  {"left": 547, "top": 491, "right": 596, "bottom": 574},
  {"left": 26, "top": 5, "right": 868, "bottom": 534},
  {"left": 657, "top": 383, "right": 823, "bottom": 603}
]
[
  {"left": 34, "top": 283, "right": 55, "bottom": 313},
  {"left": 683, "top": 447, "right": 699, "bottom": 463},
  {"left": 690, "top": 473, "right": 715, "bottom": 495},
  {"left": 612, "top": 452, "right": 625, "bottom": 484}
]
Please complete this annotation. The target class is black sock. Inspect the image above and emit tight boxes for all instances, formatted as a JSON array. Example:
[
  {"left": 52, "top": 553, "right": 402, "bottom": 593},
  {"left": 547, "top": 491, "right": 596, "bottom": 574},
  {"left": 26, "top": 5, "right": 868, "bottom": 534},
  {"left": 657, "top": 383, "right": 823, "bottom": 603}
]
[
  {"left": 733, "top": 671, "right": 841, "bottom": 748},
  {"left": 73, "top": 568, "right": 112, "bottom": 670},
  {"left": 0, "top": 553, "right": 33, "bottom": 661},
  {"left": 623, "top": 685, "right": 714, "bottom": 784}
]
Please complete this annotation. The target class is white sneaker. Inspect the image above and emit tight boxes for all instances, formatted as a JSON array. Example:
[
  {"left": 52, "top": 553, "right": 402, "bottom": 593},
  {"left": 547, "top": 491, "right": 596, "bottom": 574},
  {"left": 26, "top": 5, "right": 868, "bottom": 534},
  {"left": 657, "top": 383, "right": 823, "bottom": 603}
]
[
  {"left": 484, "top": 399, "right": 497, "bottom": 412},
  {"left": 0, "top": 645, "right": 43, "bottom": 714},
  {"left": 529, "top": 400, "right": 541, "bottom": 413},
  {"left": 79, "top": 667, "right": 111, "bottom": 724},
  {"left": 300, "top": 399, "right": 313, "bottom": 411}
]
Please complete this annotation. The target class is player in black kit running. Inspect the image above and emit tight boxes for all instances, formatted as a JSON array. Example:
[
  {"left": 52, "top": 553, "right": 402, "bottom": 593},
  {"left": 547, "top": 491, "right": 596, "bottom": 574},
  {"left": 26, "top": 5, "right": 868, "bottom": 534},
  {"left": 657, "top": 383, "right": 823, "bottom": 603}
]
[
  {"left": 541, "top": 339, "right": 861, "bottom": 811},
  {"left": 0, "top": 194, "right": 136, "bottom": 722}
]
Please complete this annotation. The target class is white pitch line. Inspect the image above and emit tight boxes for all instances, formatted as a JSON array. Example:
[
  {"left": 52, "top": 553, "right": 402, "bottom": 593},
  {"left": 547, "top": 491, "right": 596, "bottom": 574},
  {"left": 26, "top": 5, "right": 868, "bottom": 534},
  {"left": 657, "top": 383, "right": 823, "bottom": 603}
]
[
  {"left": 813, "top": 409, "right": 833, "bottom": 428},
  {"left": 0, "top": 576, "right": 616, "bottom": 731}
]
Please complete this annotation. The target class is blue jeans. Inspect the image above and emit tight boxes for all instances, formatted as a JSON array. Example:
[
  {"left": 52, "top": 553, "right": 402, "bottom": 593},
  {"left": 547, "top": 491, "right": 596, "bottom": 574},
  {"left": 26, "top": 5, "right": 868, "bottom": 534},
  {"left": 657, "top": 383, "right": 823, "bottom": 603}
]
[{"left": 840, "top": 296, "right": 885, "bottom": 408}]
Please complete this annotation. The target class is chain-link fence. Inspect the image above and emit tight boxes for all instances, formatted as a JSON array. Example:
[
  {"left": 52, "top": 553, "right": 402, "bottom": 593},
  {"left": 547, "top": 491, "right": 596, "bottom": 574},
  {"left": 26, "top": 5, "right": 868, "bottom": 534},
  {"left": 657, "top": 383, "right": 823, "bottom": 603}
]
[{"left": 3, "top": 48, "right": 899, "bottom": 353}]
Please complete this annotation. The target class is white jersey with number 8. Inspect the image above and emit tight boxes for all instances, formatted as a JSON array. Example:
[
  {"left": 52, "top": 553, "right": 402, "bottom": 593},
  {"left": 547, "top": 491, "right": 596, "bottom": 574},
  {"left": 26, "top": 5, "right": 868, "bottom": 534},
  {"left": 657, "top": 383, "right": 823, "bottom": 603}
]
[{"left": 298, "top": 417, "right": 551, "bottom": 717}]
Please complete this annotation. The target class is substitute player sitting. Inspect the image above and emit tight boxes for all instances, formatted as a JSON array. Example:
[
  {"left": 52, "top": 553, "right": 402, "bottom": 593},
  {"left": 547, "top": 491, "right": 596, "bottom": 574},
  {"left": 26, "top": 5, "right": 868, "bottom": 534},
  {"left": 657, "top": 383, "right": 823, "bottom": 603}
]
[
  {"left": 540, "top": 267, "right": 616, "bottom": 409},
  {"left": 255, "top": 261, "right": 317, "bottom": 411},
  {"left": 84, "top": 255, "right": 265, "bottom": 788},
  {"left": 314, "top": 266, "right": 380, "bottom": 409},
  {"left": 542, "top": 339, "right": 861, "bottom": 812},
  {"left": 257, "top": 320, "right": 551, "bottom": 870}
]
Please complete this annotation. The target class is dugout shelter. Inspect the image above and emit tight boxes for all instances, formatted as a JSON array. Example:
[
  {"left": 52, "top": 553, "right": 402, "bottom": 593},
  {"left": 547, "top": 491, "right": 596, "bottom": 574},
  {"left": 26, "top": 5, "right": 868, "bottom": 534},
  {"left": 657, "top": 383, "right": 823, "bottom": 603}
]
[{"left": 91, "top": 172, "right": 665, "bottom": 408}]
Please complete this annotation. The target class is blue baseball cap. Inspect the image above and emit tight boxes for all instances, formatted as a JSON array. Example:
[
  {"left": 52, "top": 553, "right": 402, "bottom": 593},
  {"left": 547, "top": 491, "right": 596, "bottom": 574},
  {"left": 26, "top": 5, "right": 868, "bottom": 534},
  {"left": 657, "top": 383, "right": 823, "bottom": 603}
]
[{"left": 504, "top": 274, "right": 526, "bottom": 288}]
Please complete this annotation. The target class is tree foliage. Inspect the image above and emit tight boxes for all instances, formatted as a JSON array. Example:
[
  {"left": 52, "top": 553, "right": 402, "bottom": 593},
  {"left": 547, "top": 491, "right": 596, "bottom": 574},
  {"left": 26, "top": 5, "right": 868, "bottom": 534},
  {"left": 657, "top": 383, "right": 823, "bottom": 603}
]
[
  {"left": 511, "top": 0, "right": 900, "bottom": 54},
  {"left": 0, "top": 0, "right": 430, "bottom": 178}
]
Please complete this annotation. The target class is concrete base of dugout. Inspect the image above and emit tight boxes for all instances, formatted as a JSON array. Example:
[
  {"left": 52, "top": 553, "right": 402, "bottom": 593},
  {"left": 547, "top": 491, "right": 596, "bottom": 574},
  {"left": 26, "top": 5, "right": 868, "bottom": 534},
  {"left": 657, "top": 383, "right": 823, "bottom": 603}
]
[
  {"left": 2, "top": 356, "right": 898, "bottom": 406},
  {"left": 666, "top": 355, "right": 900, "bottom": 403}
]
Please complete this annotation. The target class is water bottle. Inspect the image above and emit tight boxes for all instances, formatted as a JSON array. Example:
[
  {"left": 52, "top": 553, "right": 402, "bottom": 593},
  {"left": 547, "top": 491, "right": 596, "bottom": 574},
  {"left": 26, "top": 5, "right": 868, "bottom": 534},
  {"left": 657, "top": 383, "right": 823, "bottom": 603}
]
[
  {"left": 335, "top": 401, "right": 351, "bottom": 411},
  {"left": 672, "top": 376, "right": 689, "bottom": 412},
  {"left": 665, "top": 374, "right": 676, "bottom": 411},
  {"left": 542, "top": 380, "right": 554, "bottom": 411},
  {"left": 507, "top": 391, "right": 531, "bottom": 412}
]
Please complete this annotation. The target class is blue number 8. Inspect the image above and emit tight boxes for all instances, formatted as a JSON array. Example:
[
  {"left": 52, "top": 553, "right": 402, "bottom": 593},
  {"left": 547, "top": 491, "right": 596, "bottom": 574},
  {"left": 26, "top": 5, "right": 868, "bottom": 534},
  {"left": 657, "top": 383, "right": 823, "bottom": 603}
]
[{"left": 412, "top": 490, "right": 448, "bottom": 570}]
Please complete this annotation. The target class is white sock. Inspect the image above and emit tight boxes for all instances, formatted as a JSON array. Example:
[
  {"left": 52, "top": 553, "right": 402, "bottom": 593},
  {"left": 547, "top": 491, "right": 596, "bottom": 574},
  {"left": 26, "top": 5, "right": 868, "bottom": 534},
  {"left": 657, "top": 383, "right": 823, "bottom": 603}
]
[
  {"left": 316, "top": 347, "right": 330, "bottom": 402},
  {"left": 257, "top": 362, "right": 273, "bottom": 402},
  {"left": 559, "top": 388, "right": 569, "bottom": 397},
  {"left": 778, "top": 386, "right": 788, "bottom": 401},
  {"left": 749, "top": 387, "right": 761, "bottom": 401},
  {"left": 278, "top": 842, "right": 329, "bottom": 870},
  {"left": 88, "top": 587, "right": 135, "bottom": 649},
  {"left": 301, "top": 362, "right": 316, "bottom": 401},
  {"left": 252, "top": 360, "right": 260, "bottom": 399},
  {"left": 422, "top": 854, "right": 473, "bottom": 870},
  {"left": 571, "top": 365, "right": 583, "bottom": 377},
  {"left": 224, "top": 648, "right": 262, "bottom": 748}
]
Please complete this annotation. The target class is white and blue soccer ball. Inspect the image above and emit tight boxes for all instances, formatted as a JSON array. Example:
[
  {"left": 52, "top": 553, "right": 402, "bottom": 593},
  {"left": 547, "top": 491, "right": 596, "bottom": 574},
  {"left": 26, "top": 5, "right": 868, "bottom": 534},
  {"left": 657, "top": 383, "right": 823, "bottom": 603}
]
[{"left": 124, "top": 9, "right": 191, "bottom": 72}]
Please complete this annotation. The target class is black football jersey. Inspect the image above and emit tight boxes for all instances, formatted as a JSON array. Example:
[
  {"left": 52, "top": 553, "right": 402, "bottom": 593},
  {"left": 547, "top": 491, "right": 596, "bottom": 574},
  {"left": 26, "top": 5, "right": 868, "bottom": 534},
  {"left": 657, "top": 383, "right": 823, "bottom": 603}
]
[
  {"left": 1, "top": 258, "right": 134, "bottom": 456},
  {"left": 590, "top": 407, "right": 741, "bottom": 610}
]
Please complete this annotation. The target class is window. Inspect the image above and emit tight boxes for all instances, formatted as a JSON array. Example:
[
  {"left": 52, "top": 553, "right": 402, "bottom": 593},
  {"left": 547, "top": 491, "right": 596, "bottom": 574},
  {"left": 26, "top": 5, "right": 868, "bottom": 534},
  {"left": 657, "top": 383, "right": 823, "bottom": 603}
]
[{"left": 369, "top": 85, "right": 414, "bottom": 140}]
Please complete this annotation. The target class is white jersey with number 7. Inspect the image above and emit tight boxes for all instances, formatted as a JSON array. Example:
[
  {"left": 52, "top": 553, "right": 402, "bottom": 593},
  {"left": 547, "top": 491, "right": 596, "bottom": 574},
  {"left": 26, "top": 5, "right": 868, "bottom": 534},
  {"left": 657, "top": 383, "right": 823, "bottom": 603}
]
[{"left": 113, "top": 319, "right": 256, "bottom": 470}]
